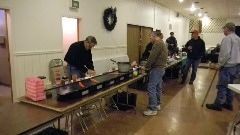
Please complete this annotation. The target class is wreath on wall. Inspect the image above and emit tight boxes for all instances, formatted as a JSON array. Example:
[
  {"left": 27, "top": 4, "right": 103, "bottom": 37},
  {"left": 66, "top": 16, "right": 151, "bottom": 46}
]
[{"left": 103, "top": 7, "right": 117, "bottom": 31}]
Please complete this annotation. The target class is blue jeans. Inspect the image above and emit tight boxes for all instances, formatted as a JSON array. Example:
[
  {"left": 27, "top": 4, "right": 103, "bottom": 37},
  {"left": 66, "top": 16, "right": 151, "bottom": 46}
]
[
  {"left": 67, "top": 65, "right": 85, "bottom": 78},
  {"left": 147, "top": 68, "right": 165, "bottom": 111},
  {"left": 182, "top": 58, "right": 201, "bottom": 82},
  {"left": 214, "top": 65, "right": 240, "bottom": 105}
]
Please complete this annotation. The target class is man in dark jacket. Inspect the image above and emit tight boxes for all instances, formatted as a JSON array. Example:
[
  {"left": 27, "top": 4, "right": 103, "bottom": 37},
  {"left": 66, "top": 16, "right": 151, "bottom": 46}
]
[
  {"left": 64, "top": 36, "right": 97, "bottom": 78},
  {"left": 166, "top": 32, "right": 178, "bottom": 56},
  {"left": 181, "top": 30, "right": 206, "bottom": 84}
]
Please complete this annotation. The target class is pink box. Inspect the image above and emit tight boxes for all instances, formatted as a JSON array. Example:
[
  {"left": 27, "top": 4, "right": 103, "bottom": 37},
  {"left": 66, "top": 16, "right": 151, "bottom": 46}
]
[
  {"left": 26, "top": 91, "right": 45, "bottom": 98},
  {"left": 26, "top": 95, "right": 46, "bottom": 101},
  {"left": 26, "top": 85, "right": 45, "bottom": 92},
  {"left": 25, "top": 77, "right": 46, "bottom": 101}
]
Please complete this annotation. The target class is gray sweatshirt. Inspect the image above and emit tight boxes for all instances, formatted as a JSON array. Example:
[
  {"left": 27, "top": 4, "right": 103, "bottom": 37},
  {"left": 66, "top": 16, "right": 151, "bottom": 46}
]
[{"left": 219, "top": 33, "right": 240, "bottom": 67}]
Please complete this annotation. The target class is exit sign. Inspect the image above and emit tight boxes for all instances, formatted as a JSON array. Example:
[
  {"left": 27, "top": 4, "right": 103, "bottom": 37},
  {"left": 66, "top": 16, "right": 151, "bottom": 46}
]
[{"left": 70, "top": 0, "right": 79, "bottom": 9}]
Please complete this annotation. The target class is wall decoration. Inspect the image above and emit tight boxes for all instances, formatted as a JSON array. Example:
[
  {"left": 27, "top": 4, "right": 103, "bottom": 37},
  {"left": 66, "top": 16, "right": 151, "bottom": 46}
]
[
  {"left": 103, "top": 7, "right": 117, "bottom": 31},
  {"left": 190, "top": 18, "right": 227, "bottom": 33},
  {"left": 202, "top": 18, "right": 226, "bottom": 33}
]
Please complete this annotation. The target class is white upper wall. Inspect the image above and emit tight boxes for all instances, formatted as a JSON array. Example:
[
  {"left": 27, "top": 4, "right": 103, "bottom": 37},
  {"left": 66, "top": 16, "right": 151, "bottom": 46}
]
[
  {"left": 1, "top": 0, "right": 190, "bottom": 53},
  {"left": 227, "top": 18, "right": 240, "bottom": 26},
  {"left": 201, "top": 18, "right": 240, "bottom": 48},
  {"left": 0, "top": 0, "right": 190, "bottom": 100},
  {"left": 201, "top": 33, "right": 224, "bottom": 48},
  {"left": 155, "top": 5, "right": 189, "bottom": 46}
]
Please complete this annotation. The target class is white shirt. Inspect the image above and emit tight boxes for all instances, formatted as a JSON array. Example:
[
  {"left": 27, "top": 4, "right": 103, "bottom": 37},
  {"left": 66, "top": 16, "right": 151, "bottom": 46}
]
[{"left": 219, "top": 33, "right": 240, "bottom": 67}]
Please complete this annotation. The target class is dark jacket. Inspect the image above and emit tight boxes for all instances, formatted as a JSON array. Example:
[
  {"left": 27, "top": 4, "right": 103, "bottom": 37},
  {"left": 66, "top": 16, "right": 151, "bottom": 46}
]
[
  {"left": 185, "top": 38, "right": 206, "bottom": 60},
  {"left": 141, "top": 42, "right": 153, "bottom": 61},
  {"left": 64, "top": 41, "right": 94, "bottom": 73},
  {"left": 166, "top": 36, "right": 178, "bottom": 55},
  {"left": 166, "top": 36, "right": 177, "bottom": 48}
]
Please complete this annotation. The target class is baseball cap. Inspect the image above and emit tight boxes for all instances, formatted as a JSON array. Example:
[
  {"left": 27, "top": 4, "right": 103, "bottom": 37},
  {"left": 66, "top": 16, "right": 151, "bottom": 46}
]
[{"left": 223, "top": 22, "right": 235, "bottom": 32}]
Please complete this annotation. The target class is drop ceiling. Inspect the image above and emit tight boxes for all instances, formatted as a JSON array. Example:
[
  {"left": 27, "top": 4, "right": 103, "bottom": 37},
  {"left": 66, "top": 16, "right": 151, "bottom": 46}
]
[{"left": 154, "top": 0, "right": 240, "bottom": 18}]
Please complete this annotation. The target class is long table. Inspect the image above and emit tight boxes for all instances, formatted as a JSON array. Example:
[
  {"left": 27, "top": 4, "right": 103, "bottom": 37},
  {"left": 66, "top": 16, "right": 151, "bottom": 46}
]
[
  {"left": 19, "top": 74, "right": 145, "bottom": 134},
  {"left": 166, "top": 56, "right": 187, "bottom": 69},
  {"left": 20, "top": 74, "right": 145, "bottom": 113},
  {"left": 19, "top": 57, "right": 186, "bottom": 113},
  {"left": 0, "top": 102, "right": 61, "bottom": 135},
  {"left": 227, "top": 84, "right": 240, "bottom": 135},
  {"left": 1, "top": 58, "right": 185, "bottom": 135}
]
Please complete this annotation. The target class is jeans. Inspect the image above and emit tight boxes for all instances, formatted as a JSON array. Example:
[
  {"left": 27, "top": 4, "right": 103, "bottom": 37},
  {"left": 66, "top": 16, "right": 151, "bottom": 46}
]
[
  {"left": 67, "top": 65, "right": 85, "bottom": 78},
  {"left": 182, "top": 58, "right": 201, "bottom": 82},
  {"left": 147, "top": 68, "right": 165, "bottom": 111},
  {"left": 214, "top": 65, "right": 240, "bottom": 105}
]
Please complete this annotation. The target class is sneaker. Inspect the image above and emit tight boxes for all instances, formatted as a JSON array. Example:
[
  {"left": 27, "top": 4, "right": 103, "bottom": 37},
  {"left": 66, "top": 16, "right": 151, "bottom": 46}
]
[
  {"left": 222, "top": 104, "right": 233, "bottom": 111},
  {"left": 143, "top": 109, "right": 158, "bottom": 116},
  {"left": 206, "top": 104, "right": 222, "bottom": 111},
  {"left": 156, "top": 105, "right": 161, "bottom": 111},
  {"left": 180, "top": 80, "right": 185, "bottom": 84},
  {"left": 180, "top": 77, "right": 186, "bottom": 84}
]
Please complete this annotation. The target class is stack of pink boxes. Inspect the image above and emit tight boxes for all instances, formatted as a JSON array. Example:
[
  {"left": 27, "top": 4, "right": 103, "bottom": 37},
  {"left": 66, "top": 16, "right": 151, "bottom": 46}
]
[{"left": 25, "top": 77, "right": 46, "bottom": 101}]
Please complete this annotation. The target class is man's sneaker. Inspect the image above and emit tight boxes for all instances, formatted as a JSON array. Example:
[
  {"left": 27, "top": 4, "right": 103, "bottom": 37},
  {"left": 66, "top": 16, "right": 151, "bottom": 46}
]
[
  {"left": 222, "top": 104, "right": 233, "bottom": 111},
  {"left": 143, "top": 109, "right": 158, "bottom": 116},
  {"left": 156, "top": 105, "right": 161, "bottom": 111},
  {"left": 180, "top": 80, "right": 185, "bottom": 84},
  {"left": 206, "top": 104, "right": 222, "bottom": 111}
]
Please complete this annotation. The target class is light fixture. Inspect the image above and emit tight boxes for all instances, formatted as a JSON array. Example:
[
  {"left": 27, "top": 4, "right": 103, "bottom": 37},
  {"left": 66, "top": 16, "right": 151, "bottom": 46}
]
[
  {"left": 190, "top": 3, "right": 196, "bottom": 12},
  {"left": 238, "top": 8, "right": 240, "bottom": 16},
  {"left": 198, "top": 7, "right": 203, "bottom": 17},
  {"left": 179, "top": 0, "right": 184, "bottom": 3},
  {"left": 198, "top": 12, "right": 202, "bottom": 17},
  {"left": 203, "top": 12, "right": 208, "bottom": 17},
  {"left": 201, "top": 12, "right": 210, "bottom": 26}
]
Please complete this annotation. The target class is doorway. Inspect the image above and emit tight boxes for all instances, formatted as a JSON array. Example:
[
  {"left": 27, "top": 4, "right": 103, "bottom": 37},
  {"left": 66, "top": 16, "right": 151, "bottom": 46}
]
[
  {"left": 127, "top": 24, "right": 153, "bottom": 63},
  {"left": 61, "top": 17, "right": 80, "bottom": 55},
  {"left": 0, "top": 9, "right": 12, "bottom": 100}
]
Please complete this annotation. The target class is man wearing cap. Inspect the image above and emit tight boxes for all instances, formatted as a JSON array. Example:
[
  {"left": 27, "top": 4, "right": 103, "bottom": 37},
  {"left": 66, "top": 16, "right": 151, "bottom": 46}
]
[
  {"left": 206, "top": 22, "right": 240, "bottom": 111},
  {"left": 181, "top": 30, "right": 206, "bottom": 84},
  {"left": 64, "top": 36, "right": 97, "bottom": 78}
]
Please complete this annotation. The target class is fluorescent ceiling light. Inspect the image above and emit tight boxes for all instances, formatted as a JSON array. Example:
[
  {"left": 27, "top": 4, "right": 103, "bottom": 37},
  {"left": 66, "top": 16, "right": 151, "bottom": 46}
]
[
  {"left": 179, "top": 0, "right": 184, "bottom": 3},
  {"left": 190, "top": 4, "right": 196, "bottom": 12},
  {"left": 201, "top": 14, "right": 210, "bottom": 26},
  {"left": 198, "top": 12, "right": 202, "bottom": 17}
]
